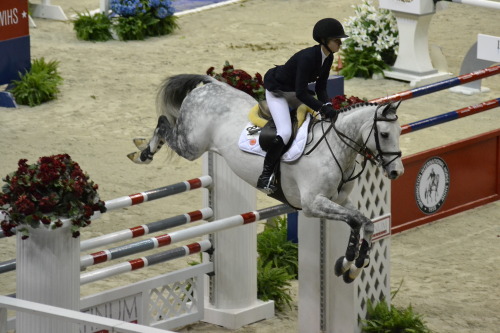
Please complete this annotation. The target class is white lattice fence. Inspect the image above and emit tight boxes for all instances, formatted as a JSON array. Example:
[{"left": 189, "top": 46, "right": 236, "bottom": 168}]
[
  {"left": 299, "top": 160, "right": 391, "bottom": 333},
  {"left": 80, "top": 263, "right": 213, "bottom": 331},
  {"left": 148, "top": 277, "right": 198, "bottom": 322},
  {"left": 352, "top": 162, "right": 391, "bottom": 329}
]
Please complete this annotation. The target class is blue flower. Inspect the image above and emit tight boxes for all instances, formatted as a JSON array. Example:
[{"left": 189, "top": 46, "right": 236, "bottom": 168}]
[
  {"left": 149, "top": 0, "right": 161, "bottom": 8},
  {"left": 110, "top": 0, "right": 174, "bottom": 18},
  {"left": 110, "top": 0, "right": 143, "bottom": 17},
  {"left": 155, "top": 7, "right": 168, "bottom": 19}
]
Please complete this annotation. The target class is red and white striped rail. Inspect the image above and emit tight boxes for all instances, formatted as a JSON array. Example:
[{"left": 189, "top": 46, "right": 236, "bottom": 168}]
[
  {"left": 80, "top": 207, "right": 213, "bottom": 251},
  {"left": 400, "top": 98, "right": 500, "bottom": 134},
  {"left": 104, "top": 175, "right": 212, "bottom": 211},
  {"left": 80, "top": 204, "right": 295, "bottom": 269},
  {"left": 0, "top": 208, "right": 213, "bottom": 274},
  {"left": 80, "top": 240, "right": 212, "bottom": 285},
  {"left": 0, "top": 175, "right": 212, "bottom": 239},
  {"left": 370, "top": 65, "right": 500, "bottom": 104}
]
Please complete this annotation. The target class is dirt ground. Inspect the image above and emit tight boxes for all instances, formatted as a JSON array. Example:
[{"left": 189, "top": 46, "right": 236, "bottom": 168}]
[{"left": 0, "top": 0, "right": 499, "bottom": 332}]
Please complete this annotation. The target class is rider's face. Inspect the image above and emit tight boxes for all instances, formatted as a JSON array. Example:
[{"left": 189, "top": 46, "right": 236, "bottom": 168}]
[{"left": 327, "top": 38, "right": 342, "bottom": 53}]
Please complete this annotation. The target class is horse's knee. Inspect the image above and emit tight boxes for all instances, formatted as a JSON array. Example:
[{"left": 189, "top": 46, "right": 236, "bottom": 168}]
[{"left": 363, "top": 219, "right": 374, "bottom": 236}]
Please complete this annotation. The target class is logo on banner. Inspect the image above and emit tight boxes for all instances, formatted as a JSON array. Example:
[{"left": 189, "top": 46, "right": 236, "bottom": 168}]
[
  {"left": 415, "top": 157, "right": 450, "bottom": 214},
  {"left": 0, "top": 0, "right": 29, "bottom": 41}
]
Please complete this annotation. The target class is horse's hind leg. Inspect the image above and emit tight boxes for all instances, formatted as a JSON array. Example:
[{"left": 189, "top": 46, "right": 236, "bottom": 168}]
[{"left": 128, "top": 116, "right": 169, "bottom": 164}]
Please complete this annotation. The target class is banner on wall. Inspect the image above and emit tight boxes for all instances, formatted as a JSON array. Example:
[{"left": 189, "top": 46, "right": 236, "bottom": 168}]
[{"left": 0, "top": 0, "right": 30, "bottom": 86}]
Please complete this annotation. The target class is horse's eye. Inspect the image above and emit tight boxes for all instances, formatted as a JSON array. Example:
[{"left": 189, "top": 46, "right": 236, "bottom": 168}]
[{"left": 380, "top": 132, "right": 389, "bottom": 139}]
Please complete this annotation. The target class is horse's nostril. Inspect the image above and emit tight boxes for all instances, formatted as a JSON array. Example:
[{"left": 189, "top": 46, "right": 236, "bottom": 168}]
[{"left": 390, "top": 170, "right": 399, "bottom": 179}]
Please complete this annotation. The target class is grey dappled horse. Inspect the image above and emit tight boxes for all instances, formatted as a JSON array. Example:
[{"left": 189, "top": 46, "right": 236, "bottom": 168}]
[{"left": 128, "top": 74, "right": 404, "bottom": 282}]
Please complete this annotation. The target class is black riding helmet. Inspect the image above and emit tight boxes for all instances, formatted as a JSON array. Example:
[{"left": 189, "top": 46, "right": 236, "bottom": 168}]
[{"left": 313, "top": 18, "right": 348, "bottom": 45}]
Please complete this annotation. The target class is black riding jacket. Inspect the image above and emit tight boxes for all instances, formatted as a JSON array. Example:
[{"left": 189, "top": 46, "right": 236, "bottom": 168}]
[{"left": 263, "top": 44, "right": 333, "bottom": 112}]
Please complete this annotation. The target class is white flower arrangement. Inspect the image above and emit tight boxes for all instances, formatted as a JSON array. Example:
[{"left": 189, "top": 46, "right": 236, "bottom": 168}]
[{"left": 340, "top": 0, "right": 399, "bottom": 79}]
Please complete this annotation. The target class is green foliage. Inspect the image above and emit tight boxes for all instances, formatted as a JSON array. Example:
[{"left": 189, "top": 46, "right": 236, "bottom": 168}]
[
  {"left": 362, "top": 300, "right": 432, "bottom": 333},
  {"left": 340, "top": 0, "right": 398, "bottom": 79},
  {"left": 72, "top": 0, "right": 178, "bottom": 42},
  {"left": 362, "top": 281, "right": 432, "bottom": 333},
  {"left": 10, "top": 58, "right": 63, "bottom": 107},
  {"left": 73, "top": 11, "right": 113, "bottom": 41},
  {"left": 114, "top": 14, "right": 150, "bottom": 40},
  {"left": 256, "top": 258, "right": 294, "bottom": 311},
  {"left": 255, "top": 216, "right": 298, "bottom": 312},
  {"left": 257, "top": 216, "right": 298, "bottom": 278},
  {"left": 146, "top": 15, "right": 178, "bottom": 37},
  {"left": 340, "top": 47, "right": 388, "bottom": 80}
]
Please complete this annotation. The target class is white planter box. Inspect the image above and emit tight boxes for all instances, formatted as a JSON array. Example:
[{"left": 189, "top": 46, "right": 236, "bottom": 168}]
[{"left": 379, "top": 0, "right": 435, "bottom": 15}]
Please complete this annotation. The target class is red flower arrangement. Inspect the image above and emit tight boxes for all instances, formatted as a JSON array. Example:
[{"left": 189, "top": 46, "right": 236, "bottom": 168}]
[
  {"left": 207, "top": 61, "right": 265, "bottom": 101},
  {"left": 0, "top": 154, "right": 106, "bottom": 239},
  {"left": 331, "top": 95, "right": 366, "bottom": 110}
]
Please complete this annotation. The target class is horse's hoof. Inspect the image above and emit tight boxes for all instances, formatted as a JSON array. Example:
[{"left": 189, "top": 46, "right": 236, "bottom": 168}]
[
  {"left": 133, "top": 138, "right": 149, "bottom": 150},
  {"left": 127, "top": 152, "right": 151, "bottom": 164},
  {"left": 343, "top": 270, "right": 356, "bottom": 284},
  {"left": 343, "top": 266, "right": 363, "bottom": 283},
  {"left": 334, "top": 256, "right": 350, "bottom": 277},
  {"left": 355, "top": 256, "right": 370, "bottom": 269},
  {"left": 343, "top": 270, "right": 356, "bottom": 283},
  {"left": 127, "top": 152, "right": 138, "bottom": 162},
  {"left": 363, "top": 258, "right": 370, "bottom": 268},
  {"left": 257, "top": 187, "right": 275, "bottom": 195}
]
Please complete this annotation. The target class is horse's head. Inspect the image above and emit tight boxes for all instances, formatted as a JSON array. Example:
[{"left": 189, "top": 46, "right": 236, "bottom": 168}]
[{"left": 362, "top": 101, "right": 404, "bottom": 180}]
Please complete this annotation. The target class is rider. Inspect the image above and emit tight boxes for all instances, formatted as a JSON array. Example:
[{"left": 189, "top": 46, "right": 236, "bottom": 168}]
[{"left": 256, "top": 18, "right": 348, "bottom": 193}]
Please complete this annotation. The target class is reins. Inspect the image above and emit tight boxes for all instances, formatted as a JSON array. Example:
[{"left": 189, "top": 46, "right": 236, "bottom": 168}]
[{"left": 304, "top": 104, "right": 402, "bottom": 192}]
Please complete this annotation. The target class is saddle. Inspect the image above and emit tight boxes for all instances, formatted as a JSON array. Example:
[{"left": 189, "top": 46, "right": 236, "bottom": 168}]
[
  {"left": 247, "top": 100, "right": 316, "bottom": 152},
  {"left": 241, "top": 101, "right": 317, "bottom": 209}
]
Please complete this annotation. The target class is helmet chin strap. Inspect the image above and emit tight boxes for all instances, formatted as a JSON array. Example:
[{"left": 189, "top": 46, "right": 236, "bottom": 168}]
[{"left": 321, "top": 42, "right": 334, "bottom": 55}]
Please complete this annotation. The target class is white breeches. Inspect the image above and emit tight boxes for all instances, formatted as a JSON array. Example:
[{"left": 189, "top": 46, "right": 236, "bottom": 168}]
[{"left": 265, "top": 90, "right": 292, "bottom": 145}]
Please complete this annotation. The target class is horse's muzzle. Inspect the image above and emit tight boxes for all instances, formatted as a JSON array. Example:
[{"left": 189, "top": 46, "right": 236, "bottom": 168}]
[{"left": 388, "top": 170, "right": 401, "bottom": 180}]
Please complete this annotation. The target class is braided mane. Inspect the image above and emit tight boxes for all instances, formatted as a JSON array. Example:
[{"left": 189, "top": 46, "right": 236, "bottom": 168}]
[{"left": 338, "top": 102, "right": 378, "bottom": 113}]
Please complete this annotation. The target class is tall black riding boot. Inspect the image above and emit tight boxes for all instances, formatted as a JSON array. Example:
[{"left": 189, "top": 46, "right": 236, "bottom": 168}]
[{"left": 257, "top": 135, "right": 286, "bottom": 194}]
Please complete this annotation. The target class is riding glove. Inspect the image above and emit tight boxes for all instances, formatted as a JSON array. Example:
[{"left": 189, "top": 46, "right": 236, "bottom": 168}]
[{"left": 319, "top": 103, "right": 338, "bottom": 122}]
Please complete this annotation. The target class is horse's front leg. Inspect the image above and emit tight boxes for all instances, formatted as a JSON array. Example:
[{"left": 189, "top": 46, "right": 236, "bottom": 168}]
[
  {"left": 338, "top": 199, "right": 374, "bottom": 283},
  {"left": 302, "top": 194, "right": 374, "bottom": 283}
]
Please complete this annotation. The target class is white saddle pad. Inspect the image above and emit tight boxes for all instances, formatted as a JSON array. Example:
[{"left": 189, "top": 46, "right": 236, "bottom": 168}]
[{"left": 238, "top": 114, "right": 311, "bottom": 162}]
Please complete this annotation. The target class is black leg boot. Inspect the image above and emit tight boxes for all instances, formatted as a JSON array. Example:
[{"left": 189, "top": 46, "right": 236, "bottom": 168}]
[{"left": 257, "top": 136, "right": 286, "bottom": 194}]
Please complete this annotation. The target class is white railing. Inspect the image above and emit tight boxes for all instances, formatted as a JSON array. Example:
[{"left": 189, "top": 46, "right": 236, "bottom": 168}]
[{"left": 0, "top": 295, "right": 176, "bottom": 333}]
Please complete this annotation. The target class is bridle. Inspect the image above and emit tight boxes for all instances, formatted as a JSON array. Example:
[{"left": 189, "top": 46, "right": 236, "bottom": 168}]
[
  {"left": 369, "top": 107, "right": 402, "bottom": 167},
  {"left": 305, "top": 104, "right": 402, "bottom": 192}
]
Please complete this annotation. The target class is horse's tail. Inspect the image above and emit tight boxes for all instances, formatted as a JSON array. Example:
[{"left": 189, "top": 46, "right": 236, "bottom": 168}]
[
  {"left": 128, "top": 74, "right": 214, "bottom": 164},
  {"left": 156, "top": 74, "right": 215, "bottom": 125}
]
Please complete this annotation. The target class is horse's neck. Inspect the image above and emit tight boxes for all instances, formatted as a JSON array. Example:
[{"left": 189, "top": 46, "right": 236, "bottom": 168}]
[
  {"left": 328, "top": 106, "right": 374, "bottom": 166},
  {"left": 336, "top": 106, "right": 374, "bottom": 143}
]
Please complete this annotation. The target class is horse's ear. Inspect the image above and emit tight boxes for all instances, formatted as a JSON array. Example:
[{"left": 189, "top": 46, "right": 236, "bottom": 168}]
[
  {"left": 381, "top": 100, "right": 401, "bottom": 118},
  {"left": 381, "top": 103, "right": 392, "bottom": 118},
  {"left": 393, "top": 100, "right": 402, "bottom": 111}
]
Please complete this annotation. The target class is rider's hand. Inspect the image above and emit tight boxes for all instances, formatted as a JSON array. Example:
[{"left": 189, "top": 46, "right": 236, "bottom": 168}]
[{"left": 319, "top": 103, "right": 338, "bottom": 122}]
